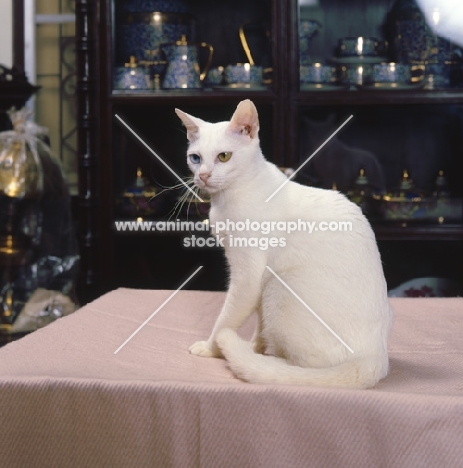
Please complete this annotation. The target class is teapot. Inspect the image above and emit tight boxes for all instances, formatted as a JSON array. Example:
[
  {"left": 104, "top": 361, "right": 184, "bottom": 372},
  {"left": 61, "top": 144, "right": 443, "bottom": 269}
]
[{"left": 162, "top": 35, "right": 213, "bottom": 89}]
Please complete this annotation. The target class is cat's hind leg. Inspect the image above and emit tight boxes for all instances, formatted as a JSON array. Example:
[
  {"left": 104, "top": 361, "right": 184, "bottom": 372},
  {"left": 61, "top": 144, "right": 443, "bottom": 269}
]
[{"left": 251, "top": 306, "right": 266, "bottom": 354}]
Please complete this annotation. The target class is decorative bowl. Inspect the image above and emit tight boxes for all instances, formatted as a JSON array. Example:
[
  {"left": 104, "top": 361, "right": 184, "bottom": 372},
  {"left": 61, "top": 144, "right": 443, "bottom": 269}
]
[
  {"left": 300, "top": 63, "right": 338, "bottom": 84},
  {"left": 337, "top": 37, "right": 384, "bottom": 57},
  {"left": 224, "top": 64, "right": 262, "bottom": 85}
]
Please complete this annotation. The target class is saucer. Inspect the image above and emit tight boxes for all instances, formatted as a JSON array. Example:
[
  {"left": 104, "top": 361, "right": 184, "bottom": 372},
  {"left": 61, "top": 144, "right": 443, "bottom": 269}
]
[
  {"left": 213, "top": 84, "right": 268, "bottom": 91},
  {"left": 358, "top": 82, "right": 425, "bottom": 91},
  {"left": 300, "top": 83, "right": 349, "bottom": 91},
  {"left": 328, "top": 56, "right": 387, "bottom": 65}
]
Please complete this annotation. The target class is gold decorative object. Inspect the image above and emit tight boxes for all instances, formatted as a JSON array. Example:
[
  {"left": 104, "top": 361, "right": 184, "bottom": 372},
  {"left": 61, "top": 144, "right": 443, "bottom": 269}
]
[
  {"left": 0, "top": 107, "right": 47, "bottom": 332},
  {"left": 239, "top": 22, "right": 255, "bottom": 66},
  {"left": 380, "top": 169, "right": 461, "bottom": 222},
  {"left": 0, "top": 108, "right": 46, "bottom": 199}
]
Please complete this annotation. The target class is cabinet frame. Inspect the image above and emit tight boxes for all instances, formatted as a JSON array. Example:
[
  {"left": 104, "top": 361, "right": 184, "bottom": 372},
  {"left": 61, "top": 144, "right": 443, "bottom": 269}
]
[{"left": 75, "top": 0, "right": 463, "bottom": 296}]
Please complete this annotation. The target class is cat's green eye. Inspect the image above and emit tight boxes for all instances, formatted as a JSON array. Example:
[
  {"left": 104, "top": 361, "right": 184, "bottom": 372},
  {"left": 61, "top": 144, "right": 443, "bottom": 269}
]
[
  {"left": 189, "top": 153, "right": 201, "bottom": 164},
  {"left": 218, "top": 151, "right": 232, "bottom": 162}
]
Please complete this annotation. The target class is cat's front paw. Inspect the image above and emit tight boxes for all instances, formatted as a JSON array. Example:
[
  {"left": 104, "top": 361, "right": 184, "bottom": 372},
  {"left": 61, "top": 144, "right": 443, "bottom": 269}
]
[{"left": 189, "top": 340, "right": 221, "bottom": 358}]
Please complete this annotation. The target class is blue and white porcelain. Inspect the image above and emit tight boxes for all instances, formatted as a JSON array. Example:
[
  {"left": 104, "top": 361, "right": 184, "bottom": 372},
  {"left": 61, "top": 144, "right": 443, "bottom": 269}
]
[
  {"left": 115, "top": 10, "right": 194, "bottom": 65},
  {"left": 394, "top": 15, "right": 430, "bottom": 63},
  {"left": 389, "top": 0, "right": 454, "bottom": 65},
  {"left": 332, "top": 64, "right": 374, "bottom": 86},
  {"left": 337, "top": 37, "right": 383, "bottom": 57},
  {"left": 113, "top": 56, "right": 151, "bottom": 89},
  {"left": 119, "top": 0, "right": 189, "bottom": 14},
  {"left": 224, "top": 64, "right": 262, "bottom": 85},
  {"left": 300, "top": 63, "right": 337, "bottom": 84},
  {"left": 372, "top": 62, "right": 424, "bottom": 83},
  {"left": 162, "top": 36, "right": 213, "bottom": 89},
  {"left": 299, "top": 20, "right": 322, "bottom": 64},
  {"left": 204, "top": 67, "right": 224, "bottom": 87},
  {"left": 425, "top": 63, "right": 453, "bottom": 88}
]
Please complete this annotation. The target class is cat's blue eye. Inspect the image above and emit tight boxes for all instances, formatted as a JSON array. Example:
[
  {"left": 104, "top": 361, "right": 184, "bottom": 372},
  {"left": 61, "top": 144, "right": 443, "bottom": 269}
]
[{"left": 189, "top": 153, "right": 201, "bottom": 164}]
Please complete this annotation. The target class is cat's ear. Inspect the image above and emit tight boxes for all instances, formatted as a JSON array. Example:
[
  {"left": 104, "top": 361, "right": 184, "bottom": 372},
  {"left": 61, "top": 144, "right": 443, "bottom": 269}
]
[
  {"left": 175, "top": 109, "right": 204, "bottom": 142},
  {"left": 228, "top": 99, "right": 259, "bottom": 139}
]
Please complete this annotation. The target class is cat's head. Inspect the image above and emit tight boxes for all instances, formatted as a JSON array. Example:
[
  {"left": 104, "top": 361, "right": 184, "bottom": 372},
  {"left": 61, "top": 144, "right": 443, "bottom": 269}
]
[{"left": 176, "top": 99, "right": 260, "bottom": 194}]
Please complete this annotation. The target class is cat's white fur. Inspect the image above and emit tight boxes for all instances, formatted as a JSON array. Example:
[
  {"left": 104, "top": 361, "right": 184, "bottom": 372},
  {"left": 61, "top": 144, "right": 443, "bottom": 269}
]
[{"left": 176, "top": 100, "right": 393, "bottom": 389}]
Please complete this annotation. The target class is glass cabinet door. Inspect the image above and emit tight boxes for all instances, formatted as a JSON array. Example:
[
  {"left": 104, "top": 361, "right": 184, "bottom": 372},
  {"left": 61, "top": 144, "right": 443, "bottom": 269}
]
[{"left": 111, "top": 0, "right": 273, "bottom": 93}]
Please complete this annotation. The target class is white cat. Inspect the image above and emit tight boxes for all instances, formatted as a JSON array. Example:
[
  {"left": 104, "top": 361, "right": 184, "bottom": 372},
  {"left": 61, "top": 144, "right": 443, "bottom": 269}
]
[{"left": 176, "top": 100, "right": 393, "bottom": 389}]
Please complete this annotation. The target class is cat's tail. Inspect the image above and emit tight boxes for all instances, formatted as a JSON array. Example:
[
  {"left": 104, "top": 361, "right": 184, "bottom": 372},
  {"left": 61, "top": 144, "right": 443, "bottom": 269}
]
[{"left": 215, "top": 329, "right": 387, "bottom": 389}]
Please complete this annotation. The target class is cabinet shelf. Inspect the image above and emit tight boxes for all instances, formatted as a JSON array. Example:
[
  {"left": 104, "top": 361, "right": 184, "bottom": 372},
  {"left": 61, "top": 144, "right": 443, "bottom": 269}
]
[
  {"left": 372, "top": 223, "right": 463, "bottom": 241},
  {"left": 297, "top": 89, "right": 463, "bottom": 106},
  {"left": 113, "top": 87, "right": 461, "bottom": 107},
  {"left": 110, "top": 89, "right": 276, "bottom": 105}
]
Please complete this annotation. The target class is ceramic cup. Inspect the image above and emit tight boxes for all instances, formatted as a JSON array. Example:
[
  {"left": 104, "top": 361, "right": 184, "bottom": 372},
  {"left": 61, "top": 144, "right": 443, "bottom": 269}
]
[
  {"left": 224, "top": 64, "right": 262, "bottom": 85},
  {"left": 337, "top": 37, "right": 383, "bottom": 57},
  {"left": 113, "top": 65, "right": 151, "bottom": 90},
  {"left": 424, "top": 62, "right": 459, "bottom": 89},
  {"left": 341, "top": 64, "right": 373, "bottom": 86},
  {"left": 372, "top": 62, "right": 425, "bottom": 84},
  {"left": 204, "top": 66, "right": 224, "bottom": 86},
  {"left": 300, "top": 63, "right": 338, "bottom": 83}
]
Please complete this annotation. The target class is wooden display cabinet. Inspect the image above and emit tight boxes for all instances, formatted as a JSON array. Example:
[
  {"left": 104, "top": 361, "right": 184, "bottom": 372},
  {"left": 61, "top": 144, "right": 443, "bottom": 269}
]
[{"left": 75, "top": 0, "right": 463, "bottom": 301}]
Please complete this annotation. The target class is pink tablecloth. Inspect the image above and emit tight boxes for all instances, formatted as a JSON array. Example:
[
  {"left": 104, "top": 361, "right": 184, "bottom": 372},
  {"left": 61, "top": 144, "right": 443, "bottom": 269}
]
[{"left": 0, "top": 289, "right": 462, "bottom": 468}]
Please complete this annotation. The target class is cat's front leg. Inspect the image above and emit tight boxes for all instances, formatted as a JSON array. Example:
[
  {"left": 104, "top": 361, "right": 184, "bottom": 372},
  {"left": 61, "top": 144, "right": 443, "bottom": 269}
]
[
  {"left": 189, "top": 340, "right": 219, "bottom": 358},
  {"left": 189, "top": 307, "right": 264, "bottom": 357},
  {"left": 189, "top": 254, "right": 266, "bottom": 358}
]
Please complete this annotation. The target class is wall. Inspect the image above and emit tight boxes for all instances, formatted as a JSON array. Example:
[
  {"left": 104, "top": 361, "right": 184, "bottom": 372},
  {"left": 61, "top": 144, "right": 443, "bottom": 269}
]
[
  {"left": 34, "top": 0, "right": 77, "bottom": 192},
  {"left": 0, "top": 1, "right": 12, "bottom": 67}
]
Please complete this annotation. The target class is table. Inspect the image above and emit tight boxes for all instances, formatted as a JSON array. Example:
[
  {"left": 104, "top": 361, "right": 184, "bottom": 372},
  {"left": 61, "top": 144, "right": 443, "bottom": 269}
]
[{"left": 0, "top": 289, "right": 462, "bottom": 468}]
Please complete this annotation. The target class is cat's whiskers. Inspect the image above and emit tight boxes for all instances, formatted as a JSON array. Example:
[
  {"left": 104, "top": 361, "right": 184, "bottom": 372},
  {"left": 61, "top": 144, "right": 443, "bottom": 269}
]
[
  {"left": 148, "top": 177, "right": 191, "bottom": 217},
  {"left": 168, "top": 177, "right": 201, "bottom": 221},
  {"left": 169, "top": 184, "right": 193, "bottom": 219}
]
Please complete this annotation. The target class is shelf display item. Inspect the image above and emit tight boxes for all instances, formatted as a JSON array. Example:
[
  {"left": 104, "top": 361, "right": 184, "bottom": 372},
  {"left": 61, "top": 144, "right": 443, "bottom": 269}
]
[
  {"left": 347, "top": 168, "right": 382, "bottom": 217},
  {"left": 224, "top": 63, "right": 263, "bottom": 86},
  {"left": 387, "top": 0, "right": 459, "bottom": 88},
  {"left": 113, "top": 56, "right": 152, "bottom": 90},
  {"left": 162, "top": 35, "right": 213, "bottom": 89},
  {"left": 0, "top": 108, "right": 78, "bottom": 333},
  {"left": 381, "top": 169, "right": 461, "bottom": 222},
  {"left": 204, "top": 66, "right": 224, "bottom": 87},
  {"left": 371, "top": 62, "right": 425, "bottom": 84},
  {"left": 299, "top": 19, "right": 321, "bottom": 64},
  {"left": 336, "top": 37, "right": 385, "bottom": 57},
  {"left": 116, "top": 167, "right": 166, "bottom": 217},
  {"left": 299, "top": 63, "right": 339, "bottom": 84},
  {"left": 115, "top": 0, "right": 193, "bottom": 65}
]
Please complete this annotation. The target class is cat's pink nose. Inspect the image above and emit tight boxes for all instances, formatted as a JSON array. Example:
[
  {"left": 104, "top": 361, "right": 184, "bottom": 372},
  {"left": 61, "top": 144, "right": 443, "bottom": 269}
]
[{"left": 199, "top": 172, "right": 211, "bottom": 182}]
